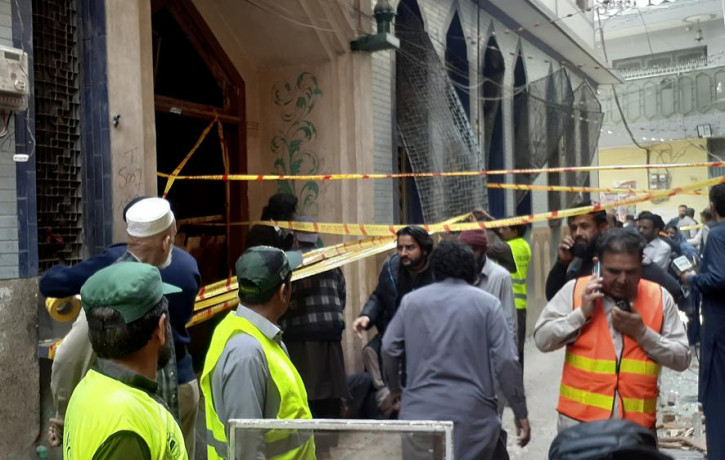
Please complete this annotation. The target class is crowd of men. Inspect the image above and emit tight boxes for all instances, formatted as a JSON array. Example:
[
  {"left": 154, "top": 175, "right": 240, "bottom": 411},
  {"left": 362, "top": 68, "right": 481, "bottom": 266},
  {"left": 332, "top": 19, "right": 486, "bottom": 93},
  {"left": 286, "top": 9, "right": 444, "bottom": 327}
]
[{"left": 39, "top": 187, "right": 725, "bottom": 459}]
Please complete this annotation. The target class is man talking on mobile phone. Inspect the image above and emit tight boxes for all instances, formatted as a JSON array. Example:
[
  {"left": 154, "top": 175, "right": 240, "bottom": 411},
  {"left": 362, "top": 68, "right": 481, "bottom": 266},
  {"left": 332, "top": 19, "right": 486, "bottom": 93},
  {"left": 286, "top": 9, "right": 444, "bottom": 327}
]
[
  {"left": 545, "top": 201, "right": 685, "bottom": 307},
  {"left": 534, "top": 229, "right": 690, "bottom": 433}
]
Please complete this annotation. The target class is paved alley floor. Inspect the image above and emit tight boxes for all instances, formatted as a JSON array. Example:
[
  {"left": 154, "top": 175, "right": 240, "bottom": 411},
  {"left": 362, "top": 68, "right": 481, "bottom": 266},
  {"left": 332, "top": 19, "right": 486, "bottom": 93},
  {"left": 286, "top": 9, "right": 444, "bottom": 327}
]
[{"left": 502, "top": 339, "right": 564, "bottom": 459}]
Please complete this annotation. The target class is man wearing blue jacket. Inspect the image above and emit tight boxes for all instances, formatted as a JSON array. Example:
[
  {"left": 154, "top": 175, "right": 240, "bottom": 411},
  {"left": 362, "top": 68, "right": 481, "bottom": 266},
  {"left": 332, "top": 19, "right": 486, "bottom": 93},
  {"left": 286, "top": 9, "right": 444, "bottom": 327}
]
[
  {"left": 683, "top": 183, "right": 725, "bottom": 459},
  {"left": 41, "top": 197, "right": 200, "bottom": 459}
]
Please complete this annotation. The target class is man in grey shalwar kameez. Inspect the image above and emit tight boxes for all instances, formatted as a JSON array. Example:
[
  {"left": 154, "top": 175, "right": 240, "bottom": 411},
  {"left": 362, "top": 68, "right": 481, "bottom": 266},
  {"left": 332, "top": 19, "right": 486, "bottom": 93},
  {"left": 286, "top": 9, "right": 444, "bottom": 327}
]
[{"left": 382, "top": 240, "right": 530, "bottom": 460}]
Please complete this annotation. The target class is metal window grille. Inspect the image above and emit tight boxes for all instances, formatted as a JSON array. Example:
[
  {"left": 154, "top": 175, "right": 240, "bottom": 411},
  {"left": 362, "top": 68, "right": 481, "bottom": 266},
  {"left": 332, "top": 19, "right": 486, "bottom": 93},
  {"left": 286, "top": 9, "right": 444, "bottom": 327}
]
[{"left": 32, "top": 0, "right": 84, "bottom": 271}]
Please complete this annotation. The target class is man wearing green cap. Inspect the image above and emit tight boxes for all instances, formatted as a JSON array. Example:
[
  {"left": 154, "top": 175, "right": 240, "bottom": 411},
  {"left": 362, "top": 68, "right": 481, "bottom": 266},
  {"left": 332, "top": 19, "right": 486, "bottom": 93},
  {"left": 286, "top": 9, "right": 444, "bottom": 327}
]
[
  {"left": 201, "top": 246, "right": 315, "bottom": 460},
  {"left": 63, "top": 262, "right": 187, "bottom": 460}
]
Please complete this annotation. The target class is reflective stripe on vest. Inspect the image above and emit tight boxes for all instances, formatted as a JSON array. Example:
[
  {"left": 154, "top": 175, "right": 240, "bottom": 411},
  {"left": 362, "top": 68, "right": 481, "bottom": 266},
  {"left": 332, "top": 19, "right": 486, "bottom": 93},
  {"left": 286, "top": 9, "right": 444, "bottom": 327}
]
[
  {"left": 200, "top": 312, "right": 315, "bottom": 460},
  {"left": 560, "top": 384, "right": 614, "bottom": 411},
  {"left": 507, "top": 237, "right": 531, "bottom": 310},
  {"left": 64, "top": 370, "right": 187, "bottom": 460},
  {"left": 557, "top": 276, "right": 663, "bottom": 429}
]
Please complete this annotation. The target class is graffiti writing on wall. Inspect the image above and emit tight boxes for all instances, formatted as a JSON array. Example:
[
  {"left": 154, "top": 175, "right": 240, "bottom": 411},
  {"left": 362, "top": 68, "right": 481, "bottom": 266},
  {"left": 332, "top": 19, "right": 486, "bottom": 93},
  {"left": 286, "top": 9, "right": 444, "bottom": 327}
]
[{"left": 270, "top": 72, "right": 323, "bottom": 216}]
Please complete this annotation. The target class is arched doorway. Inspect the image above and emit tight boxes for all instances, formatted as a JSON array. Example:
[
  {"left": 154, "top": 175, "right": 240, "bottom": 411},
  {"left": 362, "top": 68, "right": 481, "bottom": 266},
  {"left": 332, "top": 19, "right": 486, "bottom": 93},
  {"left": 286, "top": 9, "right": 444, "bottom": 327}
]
[
  {"left": 483, "top": 36, "right": 505, "bottom": 217},
  {"left": 513, "top": 51, "right": 531, "bottom": 217},
  {"left": 446, "top": 12, "right": 470, "bottom": 120},
  {"left": 395, "top": 0, "right": 425, "bottom": 224},
  {"left": 151, "top": 0, "right": 247, "bottom": 282}
]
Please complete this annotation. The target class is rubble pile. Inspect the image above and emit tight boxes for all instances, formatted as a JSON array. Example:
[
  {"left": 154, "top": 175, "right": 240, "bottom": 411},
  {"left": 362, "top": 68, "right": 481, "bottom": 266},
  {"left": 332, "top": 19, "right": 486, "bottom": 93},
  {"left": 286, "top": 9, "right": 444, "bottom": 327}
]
[{"left": 657, "top": 362, "right": 706, "bottom": 459}]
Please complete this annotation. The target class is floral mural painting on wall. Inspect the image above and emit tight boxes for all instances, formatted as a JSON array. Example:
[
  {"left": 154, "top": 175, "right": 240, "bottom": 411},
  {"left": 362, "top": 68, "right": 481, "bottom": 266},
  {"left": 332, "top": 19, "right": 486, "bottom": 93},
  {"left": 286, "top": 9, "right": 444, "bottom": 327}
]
[{"left": 271, "top": 72, "right": 323, "bottom": 216}]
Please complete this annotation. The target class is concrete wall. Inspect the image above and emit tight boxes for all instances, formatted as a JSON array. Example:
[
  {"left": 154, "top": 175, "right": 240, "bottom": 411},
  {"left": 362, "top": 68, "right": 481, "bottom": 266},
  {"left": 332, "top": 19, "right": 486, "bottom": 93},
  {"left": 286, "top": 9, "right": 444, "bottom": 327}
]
[
  {"left": 0, "top": 1, "right": 39, "bottom": 456},
  {"left": 598, "top": 139, "right": 710, "bottom": 220},
  {"left": 0, "top": 0, "right": 19, "bottom": 279},
  {"left": 106, "top": 0, "right": 157, "bottom": 241},
  {"left": 0, "top": 278, "right": 39, "bottom": 458}
]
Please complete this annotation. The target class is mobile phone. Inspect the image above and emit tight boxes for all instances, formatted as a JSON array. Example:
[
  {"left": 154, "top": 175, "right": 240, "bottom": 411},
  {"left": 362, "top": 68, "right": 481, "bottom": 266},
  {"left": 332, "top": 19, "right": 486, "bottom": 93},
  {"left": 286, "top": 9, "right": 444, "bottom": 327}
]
[
  {"left": 616, "top": 300, "right": 631, "bottom": 312},
  {"left": 671, "top": 255, "right": 694, "bottom": 276},
  {"left": 593, "top": 262, "right": 601, "bottom": 278}
]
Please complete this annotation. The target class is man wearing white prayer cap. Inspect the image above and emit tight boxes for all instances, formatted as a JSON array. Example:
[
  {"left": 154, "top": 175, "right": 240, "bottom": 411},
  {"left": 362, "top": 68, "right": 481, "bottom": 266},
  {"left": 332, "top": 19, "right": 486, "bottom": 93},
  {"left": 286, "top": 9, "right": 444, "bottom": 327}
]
[
  {"left": 41, "top": 196, "right": 202, "bottom": 459},
  {"left": 123, "top": 197, "right": 177, "bottom": 268}
]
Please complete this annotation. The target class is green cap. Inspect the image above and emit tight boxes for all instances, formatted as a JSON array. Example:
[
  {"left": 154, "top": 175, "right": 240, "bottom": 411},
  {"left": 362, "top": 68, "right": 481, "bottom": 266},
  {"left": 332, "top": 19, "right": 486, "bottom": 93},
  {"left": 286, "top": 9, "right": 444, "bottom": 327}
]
[
  {"left": 81, "top": 262, "right": 182, "bottom": 327},
  {"left": 235, "top": 246, "right": 303, "bottom": 304}
]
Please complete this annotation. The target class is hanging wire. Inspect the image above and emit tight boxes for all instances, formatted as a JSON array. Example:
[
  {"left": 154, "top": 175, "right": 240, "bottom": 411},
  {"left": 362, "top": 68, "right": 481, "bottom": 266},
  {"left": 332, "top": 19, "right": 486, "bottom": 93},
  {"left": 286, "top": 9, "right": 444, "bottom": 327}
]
[{"left": 243, "top": 0, "right": 337, "bottom": 32}]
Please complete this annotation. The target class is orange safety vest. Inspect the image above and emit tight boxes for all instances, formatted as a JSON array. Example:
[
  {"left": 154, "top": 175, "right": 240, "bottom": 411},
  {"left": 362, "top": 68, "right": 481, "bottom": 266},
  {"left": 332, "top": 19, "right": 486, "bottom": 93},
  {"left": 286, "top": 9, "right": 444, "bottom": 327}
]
[{"left": 557, "top": 276, "right": 663, "bottom": 429}]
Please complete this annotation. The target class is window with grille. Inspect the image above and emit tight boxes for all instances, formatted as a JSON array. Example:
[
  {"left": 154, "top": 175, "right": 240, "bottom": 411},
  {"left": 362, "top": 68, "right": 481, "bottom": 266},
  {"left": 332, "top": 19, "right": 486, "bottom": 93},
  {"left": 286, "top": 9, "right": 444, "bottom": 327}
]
[{"left": 32, "top": 0, "right": 84, "bottom": 271}]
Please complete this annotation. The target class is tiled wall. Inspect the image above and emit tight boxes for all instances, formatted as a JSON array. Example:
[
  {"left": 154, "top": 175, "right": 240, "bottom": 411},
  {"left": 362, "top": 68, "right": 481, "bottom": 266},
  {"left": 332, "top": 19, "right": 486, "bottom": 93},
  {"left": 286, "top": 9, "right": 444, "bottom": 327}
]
[
  {"left": 80, "top": 0, "right": 113, "bottom": 257},
  {"left": 2, "top": 0, "right": 23, "bottom": 278}
]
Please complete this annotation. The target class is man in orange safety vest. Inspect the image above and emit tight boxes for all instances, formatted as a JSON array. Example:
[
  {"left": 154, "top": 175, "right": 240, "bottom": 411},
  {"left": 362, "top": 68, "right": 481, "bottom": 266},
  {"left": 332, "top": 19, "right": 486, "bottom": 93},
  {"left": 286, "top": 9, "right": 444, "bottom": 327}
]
[{"left": 533, "top": 229, "right": 690, "bottom": 432}]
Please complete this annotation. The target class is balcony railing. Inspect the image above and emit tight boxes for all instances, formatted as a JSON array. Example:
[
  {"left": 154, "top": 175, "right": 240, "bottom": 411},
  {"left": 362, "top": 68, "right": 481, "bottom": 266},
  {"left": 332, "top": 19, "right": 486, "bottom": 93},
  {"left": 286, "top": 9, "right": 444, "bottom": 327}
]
[
  {"left": 600, "top": 63, "right": 725, "bottom": 125},
  {"left": 616, "top": 57, "right": 710, "bottom": 80}
]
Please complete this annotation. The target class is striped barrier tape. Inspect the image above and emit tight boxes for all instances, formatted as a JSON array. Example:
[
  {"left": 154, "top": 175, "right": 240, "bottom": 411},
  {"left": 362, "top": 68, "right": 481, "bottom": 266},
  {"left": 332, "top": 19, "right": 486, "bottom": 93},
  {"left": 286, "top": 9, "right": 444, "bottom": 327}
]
[
  {"left": 162, "top": 117, "right": 223, "bottom": 198},
  {"left": 42, "top": 179, "right": 723, "bottom": 358},
  {"left": 246, "top": 175, "right": 725, "bottom": 237},
  {"left": 186, "top": 212, "right": 471, "bottom": 320},
  {"left": 487, "top": 183, "right": 706, "bottom": 196},
  {"left": 158, "top": 160, "right": 725, "bottom": 183}
]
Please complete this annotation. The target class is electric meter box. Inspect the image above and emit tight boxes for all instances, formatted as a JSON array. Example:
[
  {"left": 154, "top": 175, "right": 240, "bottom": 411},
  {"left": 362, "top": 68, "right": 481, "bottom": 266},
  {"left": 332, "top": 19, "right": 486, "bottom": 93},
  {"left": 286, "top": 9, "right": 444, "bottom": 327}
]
[{"left": 0, "top": 44, "right": 29, "bottom": 111}]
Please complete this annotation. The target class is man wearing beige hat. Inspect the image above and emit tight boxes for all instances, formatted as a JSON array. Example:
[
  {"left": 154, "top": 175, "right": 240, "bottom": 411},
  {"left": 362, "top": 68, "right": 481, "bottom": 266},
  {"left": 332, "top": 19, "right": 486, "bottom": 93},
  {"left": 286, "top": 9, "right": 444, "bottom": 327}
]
[{"left": 41, "top": 197, "right": 201, "bottom": 458}]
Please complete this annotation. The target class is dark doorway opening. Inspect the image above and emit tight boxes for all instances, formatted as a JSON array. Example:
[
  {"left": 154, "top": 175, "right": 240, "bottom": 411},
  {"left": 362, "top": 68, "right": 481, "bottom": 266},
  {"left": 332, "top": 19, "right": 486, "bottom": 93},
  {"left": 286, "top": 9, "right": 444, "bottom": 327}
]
[
  {"left": 152, "top": 0, "right": 247, "bottom": 372},
  {"left": 152, "top": 0, "right": 246, "bottom": 285},
  {"left": 446, "top": 12, "right": 470, "bottom": 120},
  {"left": 397, "top": 146, "right": 424, "bottom": 224},
  {"left": 395, "top": 0, "right": 425, "bottom": 224},
  {"left": 513, "top": 52, "right": 532, "bottom": 217},
  {"left": 483, "top": 36, "right": 505, "bottom": 217}
]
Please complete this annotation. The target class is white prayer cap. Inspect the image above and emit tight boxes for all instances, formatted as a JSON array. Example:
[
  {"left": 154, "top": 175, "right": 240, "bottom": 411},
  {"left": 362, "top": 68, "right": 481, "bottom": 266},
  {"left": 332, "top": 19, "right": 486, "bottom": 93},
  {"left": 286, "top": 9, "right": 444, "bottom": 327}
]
[{"left": 125, "top": 198, "right": 175, "bottom": 238}]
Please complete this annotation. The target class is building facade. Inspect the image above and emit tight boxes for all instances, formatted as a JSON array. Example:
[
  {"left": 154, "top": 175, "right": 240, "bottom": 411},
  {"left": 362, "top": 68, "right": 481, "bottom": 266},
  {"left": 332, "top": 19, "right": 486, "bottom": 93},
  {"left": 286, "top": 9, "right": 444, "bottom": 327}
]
[
  {"left": 0, "top": 0, "right": 614, "bottom": 456},
  {"left": 597, "top": 0, "right": 724, "bottom": 218}
]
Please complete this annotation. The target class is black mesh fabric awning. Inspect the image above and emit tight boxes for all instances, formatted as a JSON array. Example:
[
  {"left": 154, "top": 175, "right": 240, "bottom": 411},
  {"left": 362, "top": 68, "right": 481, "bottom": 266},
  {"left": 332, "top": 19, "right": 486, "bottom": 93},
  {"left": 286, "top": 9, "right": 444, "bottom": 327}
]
[
  {"left": 514, "top": 70, "right": 602, "bottom": 206},
  {"left": 395, "top": 4, "right": 487, "bottom": 224},
  {"left": 574, "top": 82, "right": 603, "bottom": 187}
]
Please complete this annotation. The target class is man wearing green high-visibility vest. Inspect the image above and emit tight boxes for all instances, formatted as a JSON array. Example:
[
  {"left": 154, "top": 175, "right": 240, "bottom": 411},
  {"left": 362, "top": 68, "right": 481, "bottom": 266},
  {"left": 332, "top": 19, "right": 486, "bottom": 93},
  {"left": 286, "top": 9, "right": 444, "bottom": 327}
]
[
  {"left": 63, "top": 262, "right": 187, "bottom": 460},
  {"left": 201, "top": 246, "right": 315, "bottom": 460},
  {"left": 499, "top": 224, "right": 531, "bottom": 369}
]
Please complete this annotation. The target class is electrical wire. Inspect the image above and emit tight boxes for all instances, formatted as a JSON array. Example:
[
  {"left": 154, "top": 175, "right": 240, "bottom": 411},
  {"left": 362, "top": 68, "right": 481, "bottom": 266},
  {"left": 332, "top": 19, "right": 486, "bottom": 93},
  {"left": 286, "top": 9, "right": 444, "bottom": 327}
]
[
  {"left": 243, "top": 0, "right": 337, "bottom": 32},
  {"left": 396, "top": 37, "right": 605, "bottom": 119},
  {"left": 596, "top": 7, "right": 649, "bottom": 152}
]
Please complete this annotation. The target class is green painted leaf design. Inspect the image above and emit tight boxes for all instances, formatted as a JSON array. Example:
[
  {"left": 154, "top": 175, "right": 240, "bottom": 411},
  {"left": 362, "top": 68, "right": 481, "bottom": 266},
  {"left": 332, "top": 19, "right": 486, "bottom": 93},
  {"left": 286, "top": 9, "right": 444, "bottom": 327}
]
[{"left": 270, "top": 72, "right": 323, "bottom": 214}]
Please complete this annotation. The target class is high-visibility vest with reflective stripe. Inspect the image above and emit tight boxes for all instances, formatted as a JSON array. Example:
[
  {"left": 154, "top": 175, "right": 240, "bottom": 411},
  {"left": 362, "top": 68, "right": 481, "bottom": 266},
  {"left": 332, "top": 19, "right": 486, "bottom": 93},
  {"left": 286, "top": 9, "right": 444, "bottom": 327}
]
[
  {"left": 557, "top": 276, "right": 663, "bottom": 428},
  {"left": 200, "top": 312, "right": 315, "bottom": 460},
  {"left": 507, "top": 237, "right": 531, "bottom": 310},
  {"left": 64, "top": 369, "right": 187, "bottom": 460}
]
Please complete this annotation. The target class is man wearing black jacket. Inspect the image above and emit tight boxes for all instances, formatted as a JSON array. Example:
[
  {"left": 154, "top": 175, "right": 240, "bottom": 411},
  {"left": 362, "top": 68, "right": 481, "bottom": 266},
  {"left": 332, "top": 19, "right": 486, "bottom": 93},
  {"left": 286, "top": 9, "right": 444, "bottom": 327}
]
[
  {"left": 352, "top": 226, "right": 434, "bottom": 411},
  {"left": 353, "top": 226, "right": 435, "bottom": 337},
  {"left": 546, "top": 202, "right": 684, "bottom": 305}
]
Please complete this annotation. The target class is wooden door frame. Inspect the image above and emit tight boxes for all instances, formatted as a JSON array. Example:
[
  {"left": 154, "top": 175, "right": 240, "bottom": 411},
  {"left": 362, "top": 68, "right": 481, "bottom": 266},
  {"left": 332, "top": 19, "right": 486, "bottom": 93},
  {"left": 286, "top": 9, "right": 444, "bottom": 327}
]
[{"left": 152, "top": 0, "right": 248, "bottom": 270}]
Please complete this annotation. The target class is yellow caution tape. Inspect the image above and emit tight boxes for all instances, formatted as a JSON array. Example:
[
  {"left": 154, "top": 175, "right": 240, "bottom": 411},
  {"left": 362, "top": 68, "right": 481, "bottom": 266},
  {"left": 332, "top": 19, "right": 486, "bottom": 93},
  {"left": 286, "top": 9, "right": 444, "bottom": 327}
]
[
  {"left": 162, "top": 117, "right": 220, "bottom": 197},
  {"left": 246, "top": 175, "right": 725, "bottom": 237},
  {"left": 185, "top": 212, "right": 472, "bottom": 324},
  {"left": 487, "top": 183, "right": 706, "bottom": 196},
  {"left": 45, "top": 296, "right": 82, "bottom": 323},
  {"left": 157, "top": 161, "right": 725, "bottom": 182}
]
